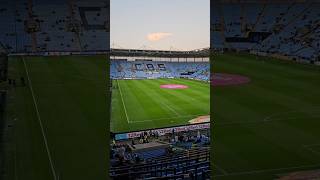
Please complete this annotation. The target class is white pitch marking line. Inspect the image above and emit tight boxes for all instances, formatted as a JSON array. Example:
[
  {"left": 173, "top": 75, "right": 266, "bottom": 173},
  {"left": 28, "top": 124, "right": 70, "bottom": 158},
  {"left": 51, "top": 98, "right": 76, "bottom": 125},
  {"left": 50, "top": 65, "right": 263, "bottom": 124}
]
[
  {"left": 302, "top": 144, "right": 320, "bottom": 156},
  {"left": 160, "top": 101, "right": 180, "bottom": 117},
  {"left": 217, "top": 107, "right": 320, "bottom": 126},
  {"left": 22, "top": 57, "right": 57, "bottom": 180},
  {"left": 303, "top": 143, "right": 320, "bottom": 148},
  {"left": 217, "top": 115, "right": 320, "bottom": 126},
  {"left": 213, "top": 164, "right": 229, "bottom": 175},
  {"left": 213, "top": 163, "right": 320, "bottom": 177},
  {"left": 117, "top": 80, "right": 130, "bottom": 123},
  {"left": 305, "top": 147, "right": 320, "bottom": 156}
]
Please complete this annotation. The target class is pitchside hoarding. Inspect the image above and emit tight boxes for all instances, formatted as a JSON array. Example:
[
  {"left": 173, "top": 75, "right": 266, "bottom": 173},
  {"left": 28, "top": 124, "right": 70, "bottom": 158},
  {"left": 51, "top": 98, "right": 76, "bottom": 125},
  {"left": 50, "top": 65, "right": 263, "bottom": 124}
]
[{"left": 115, "top": 123, "right": 210, "bottom": 140}]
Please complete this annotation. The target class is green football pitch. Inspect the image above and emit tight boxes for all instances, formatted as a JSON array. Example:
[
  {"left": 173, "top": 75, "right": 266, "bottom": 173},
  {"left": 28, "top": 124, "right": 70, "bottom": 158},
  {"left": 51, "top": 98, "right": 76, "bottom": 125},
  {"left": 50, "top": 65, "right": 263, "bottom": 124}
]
[
  {"left": 110, "top": 78, "right": 210, "bottom": 133},
  {"left": 213, "top": 53, "right": 320, "bottom": 179},
  {"left": 5, "top": 52, "right": 320, "bottom": 180},
  {"left": 4, "top": 55, "right": 109, "bottom": 180}
]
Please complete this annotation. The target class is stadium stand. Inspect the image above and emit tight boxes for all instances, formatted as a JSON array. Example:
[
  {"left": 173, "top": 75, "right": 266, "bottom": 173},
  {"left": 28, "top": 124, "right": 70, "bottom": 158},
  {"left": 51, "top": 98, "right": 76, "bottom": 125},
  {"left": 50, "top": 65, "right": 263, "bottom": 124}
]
[
  {"left": 211, "top": 0, "right": 320, "bottom": 63},
  {"left": 110, "top": 48, "right": 210, "bottom": 82},
  {"left": 111, "top": 60, "right": 210, "bottom": 82},
  {"left": 110, "top": 129, "right": 210, "bottom": 180},
  {"left": 0, "top": 0, "right": 109, "bottom": 52},
  {"left": 0, "top": 49, "right": 8, "bottom": 82}
]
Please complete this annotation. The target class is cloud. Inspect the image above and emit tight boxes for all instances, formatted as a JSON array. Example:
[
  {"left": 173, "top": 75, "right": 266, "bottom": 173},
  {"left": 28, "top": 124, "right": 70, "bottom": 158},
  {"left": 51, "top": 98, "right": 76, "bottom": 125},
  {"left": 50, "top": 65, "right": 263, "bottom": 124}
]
[{"left": 147, "top": 32, "right": 172, "bottom": 41}]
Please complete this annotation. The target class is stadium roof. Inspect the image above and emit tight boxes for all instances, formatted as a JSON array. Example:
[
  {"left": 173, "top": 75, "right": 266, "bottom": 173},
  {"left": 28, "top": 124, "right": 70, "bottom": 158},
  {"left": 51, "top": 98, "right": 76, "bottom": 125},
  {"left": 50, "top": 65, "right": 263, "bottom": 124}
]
[{"left": 110, "top": 48, "right": 209, "bottom": 58}]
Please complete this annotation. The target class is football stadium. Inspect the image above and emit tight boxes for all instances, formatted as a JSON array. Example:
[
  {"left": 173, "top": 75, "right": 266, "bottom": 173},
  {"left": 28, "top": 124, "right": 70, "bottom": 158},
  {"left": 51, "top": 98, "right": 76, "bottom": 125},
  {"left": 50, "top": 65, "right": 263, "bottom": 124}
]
[
  {"left": 109, "top": 49, "right": 211, "bottom": 179},
  {"left": 212, "top": 0, "right": 320, "bottom": 179},
  {"left": 0, "top": 0, "right": 110, "bottom": 180},
  {"left": 109, "top": 0, "right": 211, "bottom": 179},
  {"left": 110, "top": 48, "right": 210, "bottom": 133}
]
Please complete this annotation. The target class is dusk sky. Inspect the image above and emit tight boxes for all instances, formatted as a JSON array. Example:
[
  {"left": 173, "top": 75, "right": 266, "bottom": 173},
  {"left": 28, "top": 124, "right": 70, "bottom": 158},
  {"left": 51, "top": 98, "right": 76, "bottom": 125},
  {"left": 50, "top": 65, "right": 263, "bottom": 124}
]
[{"left": 111, "top": 0, "right": 209, "bottom": 51}]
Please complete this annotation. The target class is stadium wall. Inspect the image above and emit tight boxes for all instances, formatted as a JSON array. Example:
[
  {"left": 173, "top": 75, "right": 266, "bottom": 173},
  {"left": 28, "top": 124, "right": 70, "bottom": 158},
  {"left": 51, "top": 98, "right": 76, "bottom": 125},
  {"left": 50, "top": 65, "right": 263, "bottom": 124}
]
[
  {"left": 7, "top": 51, "right": 108, "bottom": 56},
  {"left": 113, "top": 123, "right": 210, "bottom": 141}
]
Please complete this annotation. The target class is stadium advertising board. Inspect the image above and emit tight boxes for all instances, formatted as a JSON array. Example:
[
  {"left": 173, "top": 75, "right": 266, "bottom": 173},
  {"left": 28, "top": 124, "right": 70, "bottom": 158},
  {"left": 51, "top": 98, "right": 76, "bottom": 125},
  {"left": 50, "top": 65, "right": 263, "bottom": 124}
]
[{"left": 115, "top": 123, "right": 210, "bottom": 140}]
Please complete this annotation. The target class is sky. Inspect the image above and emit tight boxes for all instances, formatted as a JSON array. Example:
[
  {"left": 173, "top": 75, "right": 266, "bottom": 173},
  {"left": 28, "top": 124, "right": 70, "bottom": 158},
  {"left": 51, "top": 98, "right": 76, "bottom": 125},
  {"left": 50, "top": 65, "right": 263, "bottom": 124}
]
[{"left": 111, "top": 0, "right": 209, "bottom": 51}]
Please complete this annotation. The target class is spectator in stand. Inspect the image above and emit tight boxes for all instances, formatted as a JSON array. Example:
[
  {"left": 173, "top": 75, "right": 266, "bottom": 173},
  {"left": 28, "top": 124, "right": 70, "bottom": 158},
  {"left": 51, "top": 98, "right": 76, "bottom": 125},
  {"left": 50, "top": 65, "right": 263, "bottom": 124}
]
[
  {"left": 166, "top": 145, "right": 174, "bottom": 155},
  {"left": 119, "top": 145, "right": 125, "bottom": 158},
  {"left": 111, "top": 139, "right": 116, "bottom": 148},
  {"left": 143, "top": 134, "right": 149, "bottom": 143},
  {"left": 189, "top": 172, "right": 194, "bottom": 179},
  {"left": 134, "top": 154, "right": 141, "bottom": 163}
]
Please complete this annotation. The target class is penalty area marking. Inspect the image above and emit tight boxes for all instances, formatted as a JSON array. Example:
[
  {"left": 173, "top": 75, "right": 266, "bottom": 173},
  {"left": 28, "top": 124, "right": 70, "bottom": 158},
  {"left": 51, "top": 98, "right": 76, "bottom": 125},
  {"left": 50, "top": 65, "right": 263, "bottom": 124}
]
[
  {"left": 22, "top": 57, "right": 57, "bottom": 180},
  {"left": 117, "top": 80, "right": 130, "bottom": 123}
]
